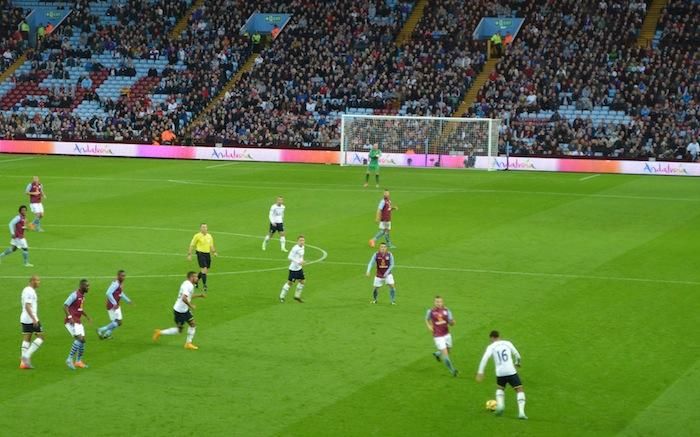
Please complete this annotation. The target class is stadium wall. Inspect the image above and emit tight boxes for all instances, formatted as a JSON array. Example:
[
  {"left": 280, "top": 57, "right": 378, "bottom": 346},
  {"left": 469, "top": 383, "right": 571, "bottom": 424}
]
[{"left": 1, "top": 140, "right": 699, "bottom": 176}]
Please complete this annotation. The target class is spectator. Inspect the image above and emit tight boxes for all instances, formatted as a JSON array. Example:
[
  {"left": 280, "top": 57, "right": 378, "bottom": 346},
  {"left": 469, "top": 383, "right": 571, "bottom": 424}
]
[{"left": 688, "top": 139, "right": 700, "bottom": 161}]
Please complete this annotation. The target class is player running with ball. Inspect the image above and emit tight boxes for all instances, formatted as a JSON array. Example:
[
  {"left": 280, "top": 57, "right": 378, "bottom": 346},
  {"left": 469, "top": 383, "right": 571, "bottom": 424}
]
[
  {"left": 476, "top": 330, "right": 528, "bottom": 419},
  {"left": 366, "top": 242, "right": 396, "bottom": 305}
]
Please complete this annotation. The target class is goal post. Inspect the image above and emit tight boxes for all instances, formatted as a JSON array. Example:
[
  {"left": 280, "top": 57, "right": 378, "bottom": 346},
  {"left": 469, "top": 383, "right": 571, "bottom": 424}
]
[{"left": 339, "top": 114, "right": 502, "bottom": 170}]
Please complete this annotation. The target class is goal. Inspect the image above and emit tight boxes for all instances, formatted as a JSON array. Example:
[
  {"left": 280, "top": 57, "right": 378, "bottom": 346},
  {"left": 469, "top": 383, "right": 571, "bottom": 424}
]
[{"left": 340, "top": 114, "right": 501, "bottom": 170}]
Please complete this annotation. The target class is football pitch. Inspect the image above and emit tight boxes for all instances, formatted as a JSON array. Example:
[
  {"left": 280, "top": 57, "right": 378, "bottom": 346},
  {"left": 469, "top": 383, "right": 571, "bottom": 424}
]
[{"left": 1, "top": 154, "right": 699, "bottom": 436}]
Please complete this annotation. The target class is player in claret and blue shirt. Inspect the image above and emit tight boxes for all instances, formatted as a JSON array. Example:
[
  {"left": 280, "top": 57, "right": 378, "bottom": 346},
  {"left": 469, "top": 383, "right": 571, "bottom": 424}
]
[
  {"left": 0, "top": 205, "right": 33, "bottom": 267},
  {"left": 425, "top": 296, "right": 458, "bottom": 377},
  {"left": 369, "top": 189, "right": 398, "bottom": 249},
  {"left": 366, "top": 242, "right": 397, "bottom": 305},
  {"left": 97, "top": 270, "right": 132, "bottom": 339}
]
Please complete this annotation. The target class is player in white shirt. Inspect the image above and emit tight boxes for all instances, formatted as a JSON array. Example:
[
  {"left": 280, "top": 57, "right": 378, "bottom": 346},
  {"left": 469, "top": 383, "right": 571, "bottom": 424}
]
[
  {"left": 19, "top": 275, "right": 44, "bottom": 369},
  {"left": 263, "top": 196, "right": 287, "bottom": 252},
  {"left": 152, "top": 271, "right": 206, "bottom": 350},
  {"left": 476, "top": 330, "right": 527, "bottom": 419},
  {"left": 279, "top": 235, "right": 306, "bottom": 303}
]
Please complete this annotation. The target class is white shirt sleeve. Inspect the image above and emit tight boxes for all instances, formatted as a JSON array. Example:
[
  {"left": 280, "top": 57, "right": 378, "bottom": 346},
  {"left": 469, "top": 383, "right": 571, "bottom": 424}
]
[
  {"left": 507, "top": 341, "right": 521, "bottom": 364},
  {"left": 269, "top": 205, "right": 276, "bottom": 223},
  {"left": 477, "top": 345, "right": 492, "bottom": 374}
]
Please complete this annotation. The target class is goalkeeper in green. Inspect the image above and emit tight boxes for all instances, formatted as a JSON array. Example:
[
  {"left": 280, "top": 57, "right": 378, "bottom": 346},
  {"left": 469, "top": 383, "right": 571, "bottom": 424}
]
[{"left": 364, "top": 144, "right": 381, "bottom": 188}]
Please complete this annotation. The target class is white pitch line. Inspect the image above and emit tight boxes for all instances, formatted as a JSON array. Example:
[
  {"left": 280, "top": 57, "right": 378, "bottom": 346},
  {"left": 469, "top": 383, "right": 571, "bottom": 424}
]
[
  {"left": 33, "top": 246, "right": 280, "bottom": 262},
  {"left": 579, "top": 174, "right": 601, "bottom": 181},
  {"left": 319, "top": 260, "right": 700, "bottom": 287},
  {"left": 0, "top": 225, "right": 328, "bottom": 280},
  {"left": 0, "top": 156, "right": 34, "bottom": 164},
  {"left": 2, "top": 174, "right": 700, "bottom": 202},
  {"left": 205, "top": 162, "right": 238, "bottom": 169}
]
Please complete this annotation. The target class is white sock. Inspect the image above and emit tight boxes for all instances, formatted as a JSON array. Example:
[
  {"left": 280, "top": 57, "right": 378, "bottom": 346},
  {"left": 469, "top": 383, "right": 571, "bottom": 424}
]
[
  {"left": 294, "top": 284, "right": 304, "bottom": 298},
  {"left": 263, "top": 235, "right": 270, "bottom": 243},
  {"left": 517, "top": 392, "right": 526, "bottom": 416},
  {"left": 280, "top": 236, "right": 286, "bottom": 248},
  {"left": 496, "top": 388, "right": 505, "bottom": 411},
  {"left": 27, "top": 338, "right": 43, "bottom": 357},
  {"left": 186, "top": 327, "right": 196, "bottom": 343},
  {"left": 280, "top": 283, "right": 290, "bottom": 299},
  {"left": 160, "top": 327, "right": 179, "bottom": 335},
  {"left": 21, "top": 341, "right": 30, "bottom": 358}
]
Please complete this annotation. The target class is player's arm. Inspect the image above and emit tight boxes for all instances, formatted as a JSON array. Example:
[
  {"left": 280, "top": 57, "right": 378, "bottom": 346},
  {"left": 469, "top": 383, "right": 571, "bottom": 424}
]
[
  {"left": 181, "top": 294, "right": 198, "bottom": 309},
  {"left": 25, "top": 183, "right": 38, "bottom": 196},
  {"left": 24, "top": 301, "right": 39, "bottom": 325},
  {"left": 366, "top": 253, "right": 377, "bottom": 277},
  {"left": 509, "top": 342, "right": 522, "bottom": 367},
  {"left": 424, "top": 309, "right": 434, "bottom": 333},
  {"left": 475, "top": 346, "right": 492, "bottom": 382},
  {"left": 384, "top": 253, "right": 394, "bottom": 277},
  {"left": 376, "top": 199, "right": 384, "bottom": 222},
  {"left": 210, "top": 236, "right": 217, "bottom": 256},
  {"left": 121, "top": 292, "right": 133, "bottom": 305},
  {"left": 63, "top": 293, "right": 77, "bottom": 323},
  {"left": 187, "top": 234, "right": 198, "bottom": 259},
  {"left": 106, "top": 282, "right": 119, "bottom": 308},
  {"left": 269, "top": 205, "right": 276, "bottom": 224},
  {"left": 9, "top": 216, "right": 19, "bottom": 236},
  {"left": 447, "top": 309, "right": 455, "bottom": 326},
  {"left": 288, "top": 248, "right": 304, "bottom": 265}
]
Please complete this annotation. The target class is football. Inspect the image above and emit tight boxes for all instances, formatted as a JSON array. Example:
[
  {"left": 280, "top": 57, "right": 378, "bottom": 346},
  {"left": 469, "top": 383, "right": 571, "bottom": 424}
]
[
  {"left": 485, "top": 400, "right": 497, "bottom": 411},
  {"left": 27, "top": 223, "right": 36, "bottom": 231}
]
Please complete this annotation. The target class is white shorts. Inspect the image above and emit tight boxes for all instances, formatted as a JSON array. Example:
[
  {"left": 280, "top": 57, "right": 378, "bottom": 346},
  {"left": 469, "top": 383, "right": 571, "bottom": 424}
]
[
  {"left": 30, "top": 203, "right": 44, "bottom": 215},
  {"left": 10, "top": 238, "right": 28, "bottom": 249},
  {"left": 433, "top": 334, "right": 453, "bottom": 351},
  {"left": 373, "top": 274, "right": 395, "bottom": 287},
  {"left": 65, "top": 322, "right": 86, "bottom": 337},
  {"left": 108, "top": 307, "right": 123, "bottom": 321},
  {"left": 379, "top": 221, "right": 391, "bottom": 230}
]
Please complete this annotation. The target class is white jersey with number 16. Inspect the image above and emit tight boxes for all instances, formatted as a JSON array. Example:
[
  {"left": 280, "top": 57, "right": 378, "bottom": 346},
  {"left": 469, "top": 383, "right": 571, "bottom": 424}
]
[{"left": 478, "top": 340, "right": 521, "bottom": 377}]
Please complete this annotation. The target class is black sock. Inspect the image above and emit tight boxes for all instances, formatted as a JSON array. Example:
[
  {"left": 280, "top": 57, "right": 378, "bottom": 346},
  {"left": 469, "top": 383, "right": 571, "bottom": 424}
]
[
  {"left": 202, "top": 273, "right": 207, "bottom": 287},
  {"left": 375, "top": 174, "right": 379, "bottom": 183},
  {"left": 365, "top": 173, "right": 370, "bottom": 182}
]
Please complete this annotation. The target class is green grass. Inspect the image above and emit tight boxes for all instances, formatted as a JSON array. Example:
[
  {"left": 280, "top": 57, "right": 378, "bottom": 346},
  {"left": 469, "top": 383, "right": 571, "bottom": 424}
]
[{"left": 1, "top": 154, "right": 699, "bottom": 436}]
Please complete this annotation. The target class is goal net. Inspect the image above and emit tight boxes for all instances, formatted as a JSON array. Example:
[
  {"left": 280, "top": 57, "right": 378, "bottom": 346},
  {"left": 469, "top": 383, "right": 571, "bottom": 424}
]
[{"left": 340, "top": 114, "right": 501, "bottom": 169}]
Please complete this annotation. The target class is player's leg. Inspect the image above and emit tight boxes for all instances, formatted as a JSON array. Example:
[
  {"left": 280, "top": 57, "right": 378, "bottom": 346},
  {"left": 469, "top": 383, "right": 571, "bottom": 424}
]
[
  {"left": 155, "top": 313, "right": 184, "bottom": 340},
  {"left": 293, "top": 277, "right": 305, "bottom": 303},
  {"left": 279, "top": 229, "right": 287, "bottom": 252},
  {"left": 184, "top": 318, "right": 198, "bottom": 349},
  {"left": 495, "top": 383, "right": 506, "bottom": 415},
  {"left": 263, "top": 227, "right": 274, "bottom": 250},
  {"left": 514, "top": 380, "right": 527, "bottom": 419},
  {"left": 20, "top": 331, "right": 32, "bottom": 368},
  {"left": 31, "top": 204, "right": 44, "bottom": 231},
  {"left": 371, "top": 276, "right": 382, "bottom": 303},
  {"left": 374, "top": 169, "right": 379, "bottom": 188},
  {"left": 25, "top": 331, "right": 44, "bottom": 366},
  {"left": 384, "top": 229, "right": 395, "bottom": 248},
  {"left": 0, "top": 244, "right": 18, "bottom": 259},
  {"left": 74, "top": 326, "right": 88, "bottom": 368},
  {"left": 65, "top": 323, "right": 79, "bottom": 369},
  {"left": 438, "top": 335, "right": 457, "bottom": 376},
  {"left": 364, "top": 169, "right": 370, "bottom": 187},
  {"left": 280, "top": 277, "right": 293, "bottom": 302},
  {"left": 199, "top": 253, "right": 211, "bottom": 291},
  {"left": 21, "top": 248, "right": 32, "bottom": 266},
  {"left": 99, "top": 309, "right": 122, "bottom": 338},
  {"left": 387, "top": 275, "right": 396, "bottom": 304}
]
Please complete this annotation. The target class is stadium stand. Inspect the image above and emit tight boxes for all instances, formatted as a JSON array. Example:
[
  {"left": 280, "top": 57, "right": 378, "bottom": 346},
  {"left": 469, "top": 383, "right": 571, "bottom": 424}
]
[
  {"left": 0, "top": 0, "right": 697, "bottom": 161},
  {"left": 0, "top": 0, "right": 27, "bottom": 74}
]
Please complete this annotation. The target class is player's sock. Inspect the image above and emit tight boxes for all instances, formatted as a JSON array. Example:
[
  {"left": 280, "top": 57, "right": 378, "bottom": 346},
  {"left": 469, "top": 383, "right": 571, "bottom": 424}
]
[
  {"left": 107, "top": 321, "right": 120, "bottom": 331},
  {"left": 33, "top": 217, "right": 41, "bottom": 228},
  {"left": 201, "top": 273, "right": 207, "bottom": 288},
  {"left": 0, "top": 247, "right": 13, "bottom": 257},
  {"left": 365, "top": 173, "right": 370, "bottom": 183},
  {"left": 76, "top": 342, "right": 85, "bottom": 361},
  {"left": 389, "top": 286, "right": 396, "bottom": 302},
  {"left": 280, "top": 236, "right": 286, "bottom": 249},
  {"left": 516, "top": 392, "right": 526, "bottom": 416},
  {"left": 27, "top": 338, "right": 43, "bottom": 358},
  {"left": 263, "top": 235, "right": 270, "bottom": 249},
  {"left": 68, "top": 339, "right": 80, "bottom": 360},
  {"left": 21, "top": 340, "right": 30, "bottom": 358},
  {"left": 443, "top": 356, "right": 455, "bottom": 373},
  {"left": 384, "top": 233, "right": 392, "bottom": 246},
  {"left": 375, "top": 174, "right": 379, "bottom": 184},
  {"left": 160, "top": 327, "right": 179, "bottom": 335},
  {"left": 186, "top": 327, "right": 196, "bottom": 343},
  {"left": 294, "top": 284, "right": 304, "bottom": 298},
  {"left": 373, "top": 230, "right": 384, "bottom": 241},
  {"left": 22, "top": 249, "right": 29, "bottom": 264},
  {"left": 496, "top": 388, "right": 505, "bottom": 412},
  {"left": 372, "top": 288, "right": 379, "bottom": 301},
  {"left": 280, "top": 283, "right": 290, "bottom": 299}
]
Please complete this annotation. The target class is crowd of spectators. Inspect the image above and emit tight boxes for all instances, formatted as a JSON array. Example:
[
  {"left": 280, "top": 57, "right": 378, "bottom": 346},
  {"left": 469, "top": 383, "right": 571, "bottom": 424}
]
[
  {"left": 191, "top": 0, "right": 415, "bottom": 147},
  {"left": 1, "top": 1, "right": 28, "bottom": 73},
  {"left": 467, "top": 0, "right": 699, "bottom": 161},
  {"left": 0, "top": 0, "right": 697, "bottom": 161}
]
